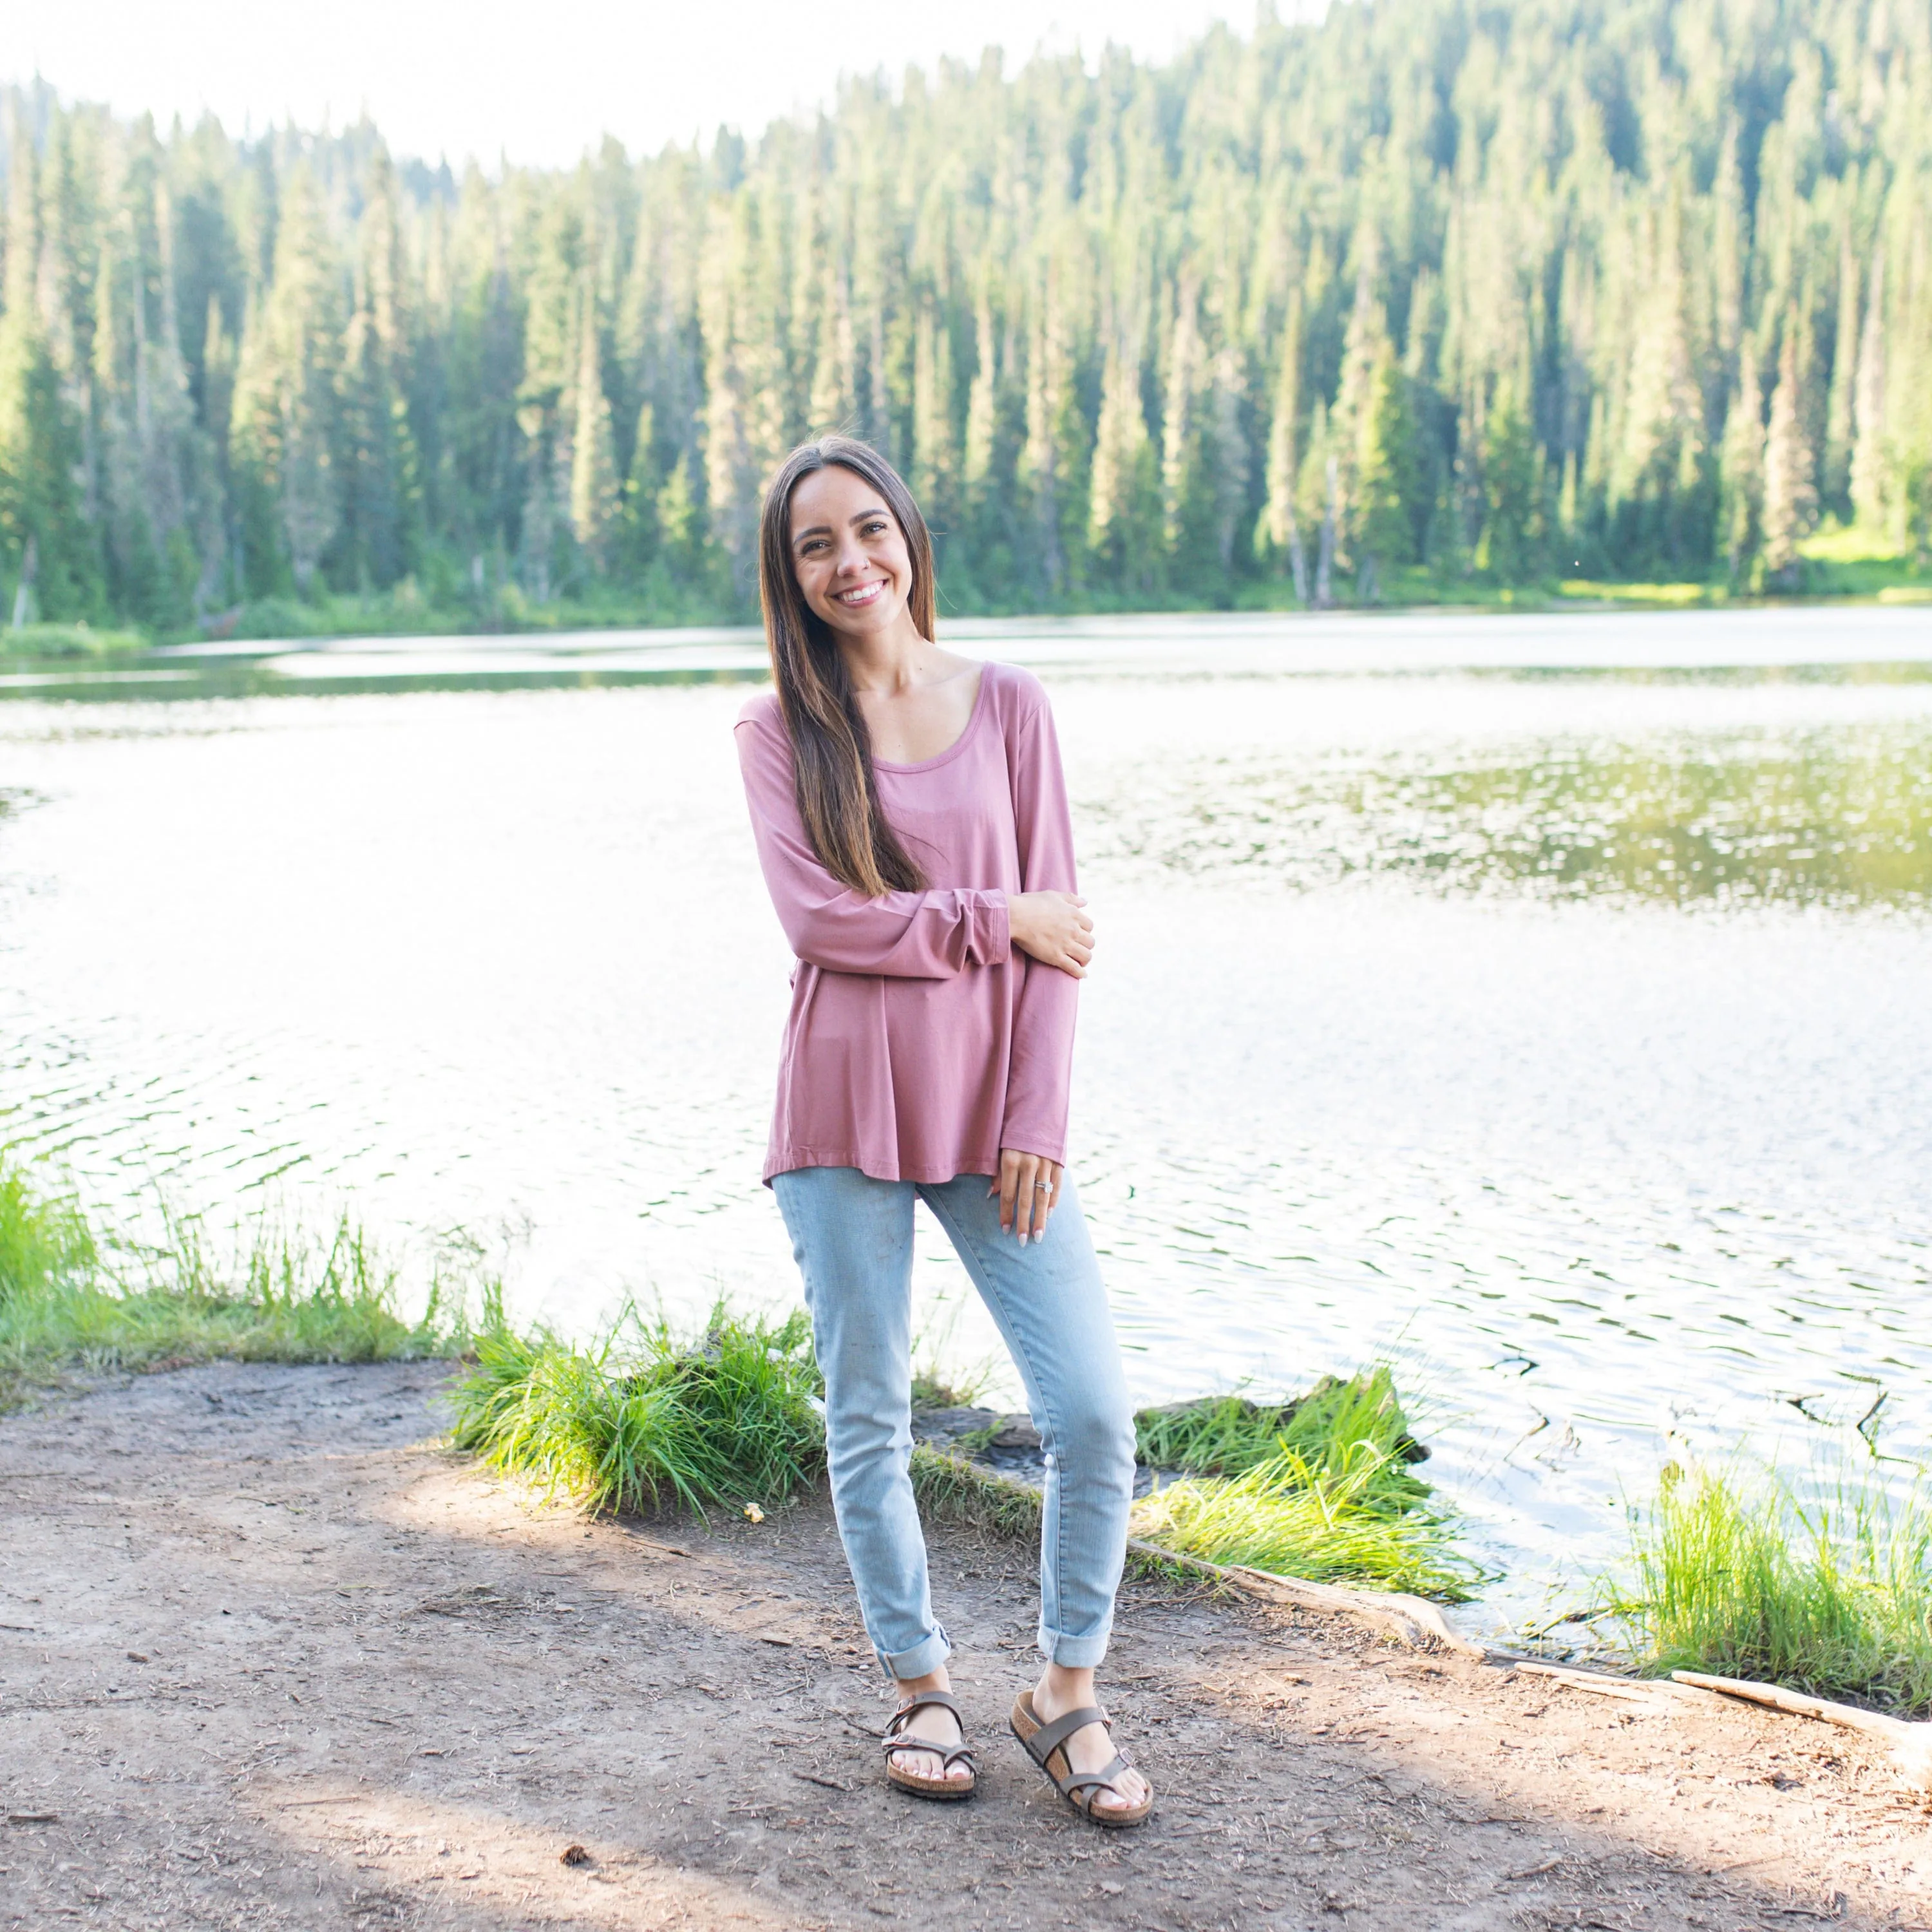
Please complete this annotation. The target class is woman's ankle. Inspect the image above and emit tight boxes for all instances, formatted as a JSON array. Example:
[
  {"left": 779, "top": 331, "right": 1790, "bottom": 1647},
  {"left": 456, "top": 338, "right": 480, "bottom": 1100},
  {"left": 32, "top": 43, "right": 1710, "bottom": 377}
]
[
  {"left": 894, "top": 1665, "right": 952, "bottom": 1703},
  {"left": 1036, "top": 1662, "right": 1096, "bottom": 1713}
]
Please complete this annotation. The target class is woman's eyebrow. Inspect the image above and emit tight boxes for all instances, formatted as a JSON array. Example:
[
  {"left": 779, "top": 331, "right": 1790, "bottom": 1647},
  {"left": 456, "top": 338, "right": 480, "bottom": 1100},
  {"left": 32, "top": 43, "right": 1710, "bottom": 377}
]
[{"left": 791, "top": 507, "right": 890, "bottom": 545}]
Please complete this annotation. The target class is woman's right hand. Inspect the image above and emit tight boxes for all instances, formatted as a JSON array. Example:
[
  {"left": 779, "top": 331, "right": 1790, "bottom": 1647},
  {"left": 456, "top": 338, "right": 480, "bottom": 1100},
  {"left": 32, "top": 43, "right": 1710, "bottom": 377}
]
[{"left": 1007, "top": 891, "right": 1094, "bottom": 976}]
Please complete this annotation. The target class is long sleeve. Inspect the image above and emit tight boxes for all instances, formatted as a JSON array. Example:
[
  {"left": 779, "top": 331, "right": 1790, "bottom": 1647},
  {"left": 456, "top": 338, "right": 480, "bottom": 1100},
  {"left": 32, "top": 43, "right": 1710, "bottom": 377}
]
[
  {"left": 736, "top": 706, "right": 1011, "bottom": 978},
  {"left": 998, "top": 686, "right": 1081, "bottom": 1161}
]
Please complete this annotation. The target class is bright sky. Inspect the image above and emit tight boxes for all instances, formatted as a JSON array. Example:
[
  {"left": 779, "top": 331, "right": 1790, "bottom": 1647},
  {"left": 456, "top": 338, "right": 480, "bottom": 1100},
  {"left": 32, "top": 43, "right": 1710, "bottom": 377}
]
[{"left": 11, "top": 1, "right": 1276, "bottom": 169}]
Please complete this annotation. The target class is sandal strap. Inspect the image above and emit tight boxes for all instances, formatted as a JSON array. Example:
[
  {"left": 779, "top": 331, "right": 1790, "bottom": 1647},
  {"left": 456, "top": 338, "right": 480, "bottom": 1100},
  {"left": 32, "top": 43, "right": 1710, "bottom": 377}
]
[
  {"left": 884, "top": 1690, "right": 974, "bottom": 1770},
  {"left": 885, "top": 1736, "right": 977, "bottom": 1771},
  {"left": 1060, "top": 1751, "right": 1135, "bottom": 1803},
  {"left": 884, "top": 1690, "right": 963, "bottom": 1734},
  {"left": 1025, "top": 1704, "right": 1110, "bottom": 1765}
]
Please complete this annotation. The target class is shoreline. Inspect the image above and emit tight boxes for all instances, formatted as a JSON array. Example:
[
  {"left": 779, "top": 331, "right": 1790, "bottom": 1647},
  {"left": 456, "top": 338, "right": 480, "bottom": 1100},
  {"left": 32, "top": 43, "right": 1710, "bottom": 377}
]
[
  {"left": 5, "top": 576, "right": 1932, "bottom": 665},
  {"left": 2, "top": 1358, "right": 1926, "bottom": 1931}
]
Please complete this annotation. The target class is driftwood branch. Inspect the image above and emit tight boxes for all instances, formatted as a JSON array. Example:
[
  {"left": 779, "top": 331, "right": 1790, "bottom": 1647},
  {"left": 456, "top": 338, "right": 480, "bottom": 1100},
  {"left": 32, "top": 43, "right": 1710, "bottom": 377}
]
[
  {"left": 1124, "top": 1538, "right": 1488, "bottom": 1658},
  {"left": 1672, "top": 1670, "right": 1932, "bottom": 1797}
]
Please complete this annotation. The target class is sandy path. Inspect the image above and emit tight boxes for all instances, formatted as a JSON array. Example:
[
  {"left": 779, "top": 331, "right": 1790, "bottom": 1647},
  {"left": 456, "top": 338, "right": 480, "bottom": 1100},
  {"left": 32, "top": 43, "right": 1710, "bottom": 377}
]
[{"left": 1, "top": 1361, "right": 1926, "bottom": 1931}]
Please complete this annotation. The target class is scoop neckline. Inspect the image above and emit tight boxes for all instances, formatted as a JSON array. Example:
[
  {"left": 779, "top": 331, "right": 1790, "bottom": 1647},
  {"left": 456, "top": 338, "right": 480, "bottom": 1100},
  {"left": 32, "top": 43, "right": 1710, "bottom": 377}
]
[{"left": 869, "top": 662, "right": 992, "bottom": 774}]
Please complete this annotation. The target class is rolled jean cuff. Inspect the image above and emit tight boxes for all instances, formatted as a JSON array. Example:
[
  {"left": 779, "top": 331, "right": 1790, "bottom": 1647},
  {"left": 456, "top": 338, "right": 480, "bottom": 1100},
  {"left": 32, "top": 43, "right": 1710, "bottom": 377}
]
[
  {"left": 878, "top": 1627, "right": 951, "bottom": 1681},
  {"left": 1037, "top": 1622, "right": 1112, "bottom": 1669}
]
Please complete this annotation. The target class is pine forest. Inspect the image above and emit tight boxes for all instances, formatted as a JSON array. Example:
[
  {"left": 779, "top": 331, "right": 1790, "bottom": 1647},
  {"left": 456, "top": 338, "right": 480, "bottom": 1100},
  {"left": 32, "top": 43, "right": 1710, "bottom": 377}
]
[{"left": 1, "top": 0, "right": 1929, "bottom": 639}]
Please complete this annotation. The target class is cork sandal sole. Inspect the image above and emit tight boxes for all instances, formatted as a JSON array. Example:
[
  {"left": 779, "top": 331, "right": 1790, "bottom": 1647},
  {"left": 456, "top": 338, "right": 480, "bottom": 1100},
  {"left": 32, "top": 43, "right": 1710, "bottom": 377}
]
[{"left": 1010, "top": 1690, "right": 1153, "bottom": 1828}]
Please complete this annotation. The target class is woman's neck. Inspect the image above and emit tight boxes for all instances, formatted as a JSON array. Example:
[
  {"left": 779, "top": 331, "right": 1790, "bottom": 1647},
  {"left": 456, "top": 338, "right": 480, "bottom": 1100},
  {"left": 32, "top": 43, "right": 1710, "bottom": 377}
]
[{"left": 836, "top": 614, "right": 937, "bottom": 696}]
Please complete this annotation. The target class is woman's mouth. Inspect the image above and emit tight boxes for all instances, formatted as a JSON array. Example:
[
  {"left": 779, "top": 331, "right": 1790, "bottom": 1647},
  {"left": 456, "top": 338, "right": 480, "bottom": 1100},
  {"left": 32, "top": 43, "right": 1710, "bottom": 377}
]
[{"left": 834, "top": 580, "right": 886, "bottom": 608}]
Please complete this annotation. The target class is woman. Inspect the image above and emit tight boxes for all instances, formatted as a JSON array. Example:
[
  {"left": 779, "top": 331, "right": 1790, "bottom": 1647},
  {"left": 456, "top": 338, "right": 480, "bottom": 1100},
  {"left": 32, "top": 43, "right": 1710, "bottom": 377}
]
[{"left": 734, "top": 436, "right": 1153, "bottom": 1828}]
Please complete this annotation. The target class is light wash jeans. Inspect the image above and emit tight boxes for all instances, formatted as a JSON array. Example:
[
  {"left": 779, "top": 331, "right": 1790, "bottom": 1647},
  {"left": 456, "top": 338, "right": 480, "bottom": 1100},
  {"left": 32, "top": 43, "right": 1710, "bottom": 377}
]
[{"left": 772, "top": 1166, "right": 1135, "bottom": 1680}]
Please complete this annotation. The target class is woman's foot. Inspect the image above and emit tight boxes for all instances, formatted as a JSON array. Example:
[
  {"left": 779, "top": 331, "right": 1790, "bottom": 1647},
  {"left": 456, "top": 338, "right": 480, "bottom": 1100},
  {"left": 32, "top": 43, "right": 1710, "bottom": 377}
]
[
  {"left": 1030, "top": 1665, "right": 1151, "bottom": 1819},
  {"left": 885, "top": 1667, "right": 973, "bottom": 1787}
]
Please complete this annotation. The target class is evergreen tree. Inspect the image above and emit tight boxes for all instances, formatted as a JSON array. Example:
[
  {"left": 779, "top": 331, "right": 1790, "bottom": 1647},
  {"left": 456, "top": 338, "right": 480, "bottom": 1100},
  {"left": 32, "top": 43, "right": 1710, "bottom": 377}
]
[
  {"left": 1719, "top": 337, "right": 1766, "bottom": 586},
  {"left": 1761, "top": 316, "right": 1817, "bottom": 587},
  {"left": 1087, "top": 338, "right": 1159, "bottom": 593},
  {"left": 0, "top": 124, "right": 97, "bottom": 621},
  {"left": 1822, "top": 230, "right": 1859, "bottom": 517},
  {"left": 1475, "top": 375, "right": 1539, "bottom": 584},
  {"left": 569, "top": 291, "right": 619, "bottom": 565},
  {"left": 338, "top": 147, "right": 420, "bottom": 589},
  {"left": 229, "top": 165, "right": 343, "bottom": 595},
  {"left": 1255, "top": 290, "right": 1309, "bottom": 601}
]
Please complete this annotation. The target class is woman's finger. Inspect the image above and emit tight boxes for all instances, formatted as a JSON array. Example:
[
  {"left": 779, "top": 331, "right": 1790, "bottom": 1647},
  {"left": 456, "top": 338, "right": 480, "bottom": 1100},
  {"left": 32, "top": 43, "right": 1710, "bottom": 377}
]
[
  {"left": 997, "top": 1150, "right": 1021, "bottom": 1234},
  {"left": 1014, "top": 1153, "right": 1041, "bottom": 1241},
  {"left": 1037, "top": 1160, "right": 1062, "bottom": 1239}
]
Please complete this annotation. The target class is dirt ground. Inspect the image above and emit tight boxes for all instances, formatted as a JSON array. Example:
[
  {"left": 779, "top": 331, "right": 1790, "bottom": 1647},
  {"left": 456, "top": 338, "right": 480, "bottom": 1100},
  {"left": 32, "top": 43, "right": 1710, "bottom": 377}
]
[{"left": 3, "top": 1362, "right": 1929, "bottom": 1932}]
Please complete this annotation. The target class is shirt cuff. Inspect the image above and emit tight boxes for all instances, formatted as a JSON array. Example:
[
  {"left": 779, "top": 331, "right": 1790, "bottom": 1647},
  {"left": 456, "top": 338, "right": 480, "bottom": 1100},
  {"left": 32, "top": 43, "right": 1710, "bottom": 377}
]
[
  {"left": 981, "top": 889, "right": 1012, "bottom": 966},
  {"left": 995, "top": 1126, "right": 1066, "bottom": 1166}
]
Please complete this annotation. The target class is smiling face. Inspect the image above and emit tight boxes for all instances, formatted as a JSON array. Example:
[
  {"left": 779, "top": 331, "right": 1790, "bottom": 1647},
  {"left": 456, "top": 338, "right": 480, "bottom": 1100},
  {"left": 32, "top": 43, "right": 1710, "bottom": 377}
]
[{"left": 787, "top": 463, "right": 919, "bottom": 645}]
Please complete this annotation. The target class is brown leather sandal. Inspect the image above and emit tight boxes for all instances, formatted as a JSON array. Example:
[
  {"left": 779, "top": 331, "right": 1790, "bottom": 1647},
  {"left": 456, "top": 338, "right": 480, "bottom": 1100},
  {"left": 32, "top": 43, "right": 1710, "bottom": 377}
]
[
  {"left": 1010, "top": 1689, "right": 1153, "bottom": 1828},
  {"left": 882, "top": 1690, "right": 976, "bottom": 1800}
]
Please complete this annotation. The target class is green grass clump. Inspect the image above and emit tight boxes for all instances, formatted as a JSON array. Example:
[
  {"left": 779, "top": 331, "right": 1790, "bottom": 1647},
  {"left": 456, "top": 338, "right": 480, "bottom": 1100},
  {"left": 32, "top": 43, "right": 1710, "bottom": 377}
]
[
  {"left": 1130, "top": 1439, "right": 1477, "bottom": 1601},
  {"left": 0, "top": 1159, "right": 98, "bottom": 1301},
  {"left": 1597, "top": 1461, "right": 1932, "bottom": 1715},
  {"left": 1136, "top": 1368, "right": 1430, "bottom": 1497},
  {"left": 448, "top": 1304, "right": 824, "bottom": 1519},
  {"left": 1127, "top": 1367, "right": 1473, "bottom": 1601},
  {"left": 0, "top": 1153, "right": 463, "bottom": 1403}
]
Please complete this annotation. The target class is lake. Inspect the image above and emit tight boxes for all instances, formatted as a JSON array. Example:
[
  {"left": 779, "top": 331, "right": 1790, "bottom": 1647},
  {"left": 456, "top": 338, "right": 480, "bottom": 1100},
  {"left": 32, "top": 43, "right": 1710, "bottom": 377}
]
[{"left": 3, "top": 607, "right": 1929, "bottom": 1636}]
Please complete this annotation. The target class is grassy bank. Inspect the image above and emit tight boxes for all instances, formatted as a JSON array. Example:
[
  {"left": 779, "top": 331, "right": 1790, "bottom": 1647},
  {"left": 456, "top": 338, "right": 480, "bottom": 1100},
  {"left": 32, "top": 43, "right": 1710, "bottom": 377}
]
[
  {"left": 0, "top": 621, "right": 146, "bottom": 658},
  {"left": 1598, "top": 1459, "right": 1932, "bottom": 1716},
  {"left": 0, "top": 1155, "right": 464, "bottom": 1405},
  {"left": 446, "top": 1307, "right": 1475, "bottom": 1598}
]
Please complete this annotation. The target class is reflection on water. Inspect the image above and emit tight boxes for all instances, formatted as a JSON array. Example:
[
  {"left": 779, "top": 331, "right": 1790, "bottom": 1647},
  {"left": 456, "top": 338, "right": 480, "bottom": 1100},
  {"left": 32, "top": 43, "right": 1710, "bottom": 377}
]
[
  {"left": 1085, "top": 724, "right": 1932, "bottom": 909},
  {"left": 1, "top": 610, "right": 1929, "bottom": 1633}
]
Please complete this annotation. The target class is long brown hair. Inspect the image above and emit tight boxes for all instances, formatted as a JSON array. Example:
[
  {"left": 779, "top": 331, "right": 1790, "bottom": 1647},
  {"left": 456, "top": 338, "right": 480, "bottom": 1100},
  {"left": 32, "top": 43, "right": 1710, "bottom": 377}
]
[{"left": 757, "top": 437, "right": 936, "bottom": 896}]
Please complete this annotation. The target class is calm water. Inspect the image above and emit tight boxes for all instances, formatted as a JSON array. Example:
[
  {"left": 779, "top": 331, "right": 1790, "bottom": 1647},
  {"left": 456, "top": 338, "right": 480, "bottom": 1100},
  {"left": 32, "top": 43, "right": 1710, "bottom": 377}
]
[{"left": 3, "top": 608, "right": 1929, "bottom": 1634}]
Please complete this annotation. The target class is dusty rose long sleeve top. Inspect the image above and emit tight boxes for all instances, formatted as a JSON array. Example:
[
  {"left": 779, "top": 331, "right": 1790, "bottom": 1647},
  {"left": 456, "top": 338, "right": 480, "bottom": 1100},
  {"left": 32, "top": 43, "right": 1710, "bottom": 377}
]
[{"left": 735, "top": 661, "right": 1080, "bottom": 1185}]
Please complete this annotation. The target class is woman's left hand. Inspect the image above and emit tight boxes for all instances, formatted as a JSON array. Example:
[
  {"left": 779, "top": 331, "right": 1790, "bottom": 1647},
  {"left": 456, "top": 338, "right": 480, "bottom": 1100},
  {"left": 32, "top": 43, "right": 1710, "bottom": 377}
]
[{"left": 994, "top": 1150, "right": 1063, "bottom": 1244}]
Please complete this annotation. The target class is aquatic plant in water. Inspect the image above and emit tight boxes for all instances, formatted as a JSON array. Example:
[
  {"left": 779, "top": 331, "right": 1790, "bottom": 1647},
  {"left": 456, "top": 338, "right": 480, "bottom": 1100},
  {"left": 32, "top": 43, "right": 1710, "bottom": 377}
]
[
  {"left": 1598, "top": 1459, "right": 1932, "bottom": 1715},
  {"left": 1083, "top": 721, "right": 1932, "bottom": 913}
]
